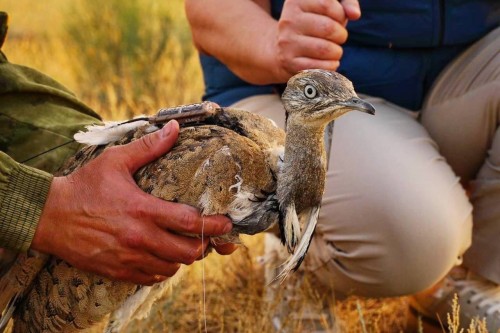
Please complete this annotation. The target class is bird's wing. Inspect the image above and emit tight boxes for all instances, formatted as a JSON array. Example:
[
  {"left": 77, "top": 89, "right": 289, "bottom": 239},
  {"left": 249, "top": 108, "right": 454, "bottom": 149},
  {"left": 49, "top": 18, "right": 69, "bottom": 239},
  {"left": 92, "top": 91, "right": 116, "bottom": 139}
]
[
  {"left": 275, "top": 205, "right": 320, "bottom": 283},
  {"left": 325, "top": 121, "right": 335, "bottom": 171},
  {"left": 209, "top": 108, "right": 285, "bottom": 176},
  {"left": 280, "top": 202, "right": 301, "bottom": 253},
  {"left": 0, "top": 251, "right": 49, "bottom": 332}
]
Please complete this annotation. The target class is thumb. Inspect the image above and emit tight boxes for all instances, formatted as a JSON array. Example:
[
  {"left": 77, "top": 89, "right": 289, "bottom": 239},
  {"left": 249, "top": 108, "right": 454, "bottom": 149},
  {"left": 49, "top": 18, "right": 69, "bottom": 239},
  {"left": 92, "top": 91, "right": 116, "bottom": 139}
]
[
  {"left": 341, "top": 0, "right": 361, "bottom": 20},
  {"left": 119, "top": 120, "right": 180, "bottom": 173}
]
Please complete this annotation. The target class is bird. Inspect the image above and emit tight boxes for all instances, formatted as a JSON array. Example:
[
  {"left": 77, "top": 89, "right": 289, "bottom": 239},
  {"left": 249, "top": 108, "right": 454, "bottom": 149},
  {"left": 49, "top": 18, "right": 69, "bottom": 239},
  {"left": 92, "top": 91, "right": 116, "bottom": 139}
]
[{"left": 0, "top": 69, "right": 374, "bottom": 332}]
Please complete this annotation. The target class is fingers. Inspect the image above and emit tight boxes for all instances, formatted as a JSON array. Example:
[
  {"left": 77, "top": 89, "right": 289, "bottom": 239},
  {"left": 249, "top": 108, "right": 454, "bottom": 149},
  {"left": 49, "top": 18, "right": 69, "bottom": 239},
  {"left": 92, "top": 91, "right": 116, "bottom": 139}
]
[
  {"left": 286, "top": 35, "right": 344, "bottom": 61},
  {"left": 300, "top": 0, "right": 346, "bottom": 24},
  {"left": 300, "top": 0, "right": 361, "bottom": 22},
  {"left": 112, "top": 271, "right": 169, "bottom": 286},
  {"left": 136, "top": 197, "right": 233, "bottom": 236},
  {"left": 119, "top": 120, "right": 180, "bottom": 173},
  {"left": 298, "top": 13, "right": 348, "bottom": 44},
  {"left": 136, "top": 255, "right": 181, "bottom": 277},
  {"left": 116, "top": 271, "right": 163, "bottom": 286},
  {"left": 76, "top": 252, "right": 181, "bottom": 286},
  {"left": 121, "top": 225, "right": 212, "bottom": 265},
  {"left": 153, "top": 233, "right": 209, "bottom": 265},
  {"left": 106, "top": 240, "right": 236, "bottom": 285}
]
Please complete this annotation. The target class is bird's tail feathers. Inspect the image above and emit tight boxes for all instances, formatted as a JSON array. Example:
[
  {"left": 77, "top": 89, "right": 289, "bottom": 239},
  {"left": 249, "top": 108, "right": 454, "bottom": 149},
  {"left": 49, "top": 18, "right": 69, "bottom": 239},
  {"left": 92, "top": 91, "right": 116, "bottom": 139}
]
[
  {"left": 274, "top": 206, "right": 320, "bottom": 283},
  {"left": 0, "top": 251, "right": 48, "bottom": 331},
  {"left": 0, "top": 259, "right": 22, "bottom": 331},
  {"left": 74, "top": 118, "right": 153, "bottom": 146},
  {"left": 0, "top": 294, "right": 18, "bottom": 333}
]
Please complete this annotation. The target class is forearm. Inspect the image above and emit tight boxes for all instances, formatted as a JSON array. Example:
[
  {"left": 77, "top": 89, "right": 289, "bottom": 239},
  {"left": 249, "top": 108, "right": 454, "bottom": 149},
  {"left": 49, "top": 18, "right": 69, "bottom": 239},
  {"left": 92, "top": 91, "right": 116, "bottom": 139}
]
[
  {"left": 0, "top": 152, "right": 53, "bottom": 252},
  {"left": 185, "top": 0, "right": 285, "bottom": 84}
]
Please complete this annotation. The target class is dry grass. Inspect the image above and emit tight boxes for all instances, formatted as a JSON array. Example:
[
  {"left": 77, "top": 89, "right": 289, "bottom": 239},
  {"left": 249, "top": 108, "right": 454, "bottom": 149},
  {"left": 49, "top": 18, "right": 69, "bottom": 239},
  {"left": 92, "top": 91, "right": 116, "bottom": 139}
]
[
  {"left": 120, "top": 235, "right": 410, "bottom": 333},
  {"left": 2, "top": 2, "right": 490, "bottom": 332}
]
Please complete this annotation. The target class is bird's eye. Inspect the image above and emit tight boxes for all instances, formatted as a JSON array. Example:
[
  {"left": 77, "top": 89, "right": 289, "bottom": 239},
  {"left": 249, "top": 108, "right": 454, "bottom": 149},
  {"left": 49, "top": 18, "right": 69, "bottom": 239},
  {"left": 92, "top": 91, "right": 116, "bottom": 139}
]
[{"left": 304, "top": 85, "right": 317, "bottom": 99}]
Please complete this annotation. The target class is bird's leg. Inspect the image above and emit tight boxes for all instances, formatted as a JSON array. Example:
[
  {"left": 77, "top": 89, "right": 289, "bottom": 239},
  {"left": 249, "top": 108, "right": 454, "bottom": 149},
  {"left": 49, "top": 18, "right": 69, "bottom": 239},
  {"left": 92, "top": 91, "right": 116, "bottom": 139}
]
[{"left": 150, "top": 101, "right": 221, "bottom": 126}]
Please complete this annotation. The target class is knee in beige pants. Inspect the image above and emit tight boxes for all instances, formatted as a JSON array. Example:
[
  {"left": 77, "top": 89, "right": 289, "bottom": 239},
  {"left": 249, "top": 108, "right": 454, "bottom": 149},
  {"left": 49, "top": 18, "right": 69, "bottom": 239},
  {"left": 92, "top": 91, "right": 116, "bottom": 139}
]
[
  {"left": 232, "top": 94, "right": 472, "bottom": 298},
  {"left": 421, "top": 27, "right": 500, "bottom": 283}
]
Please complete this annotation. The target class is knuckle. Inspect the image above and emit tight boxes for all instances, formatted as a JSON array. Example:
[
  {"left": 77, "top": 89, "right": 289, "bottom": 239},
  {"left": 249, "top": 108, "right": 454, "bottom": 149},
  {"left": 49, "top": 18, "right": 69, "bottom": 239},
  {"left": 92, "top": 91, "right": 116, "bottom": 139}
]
[
  {"left": 126, "top": 200, "right": 147, "bottom": 220},
  {"left": 278, "top": 17, "right": 293, "bottom": 31},
  {"left": 277, "top": 33, "right": 292, "bottom": 51},
  {"left": 316, "top": 42, "right": 334, "bottom": 58},
  {"left": 184, "top": 244, "right": 204, "bottom": 265},
  {"left": 139, "top": 133, "right": 156, "bottom": 152},
  {"left": 316, "top": 0, "right": 330, "bottom": 12},
  {"left": 181, "top": 212, "right": 200, "bottom": 233},
  {"left": 120, "top": 229, "right": 144, "bottom": 249},
  {"left": 288, "top": 61, "right": 307, "bottom": 75},
  {"left": 319, "top": 21, "right": 335, "bottom": 37}
]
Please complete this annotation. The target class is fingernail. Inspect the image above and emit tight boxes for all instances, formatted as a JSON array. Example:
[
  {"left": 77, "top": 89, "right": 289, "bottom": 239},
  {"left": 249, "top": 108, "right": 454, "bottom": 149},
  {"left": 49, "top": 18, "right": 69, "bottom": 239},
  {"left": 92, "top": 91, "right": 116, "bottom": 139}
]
[
  {"left": 161, "top": 121, "right": 173, "bottom": 138},
  {"left": 223, "top": 222, "right": 232, "bottom": 234}
]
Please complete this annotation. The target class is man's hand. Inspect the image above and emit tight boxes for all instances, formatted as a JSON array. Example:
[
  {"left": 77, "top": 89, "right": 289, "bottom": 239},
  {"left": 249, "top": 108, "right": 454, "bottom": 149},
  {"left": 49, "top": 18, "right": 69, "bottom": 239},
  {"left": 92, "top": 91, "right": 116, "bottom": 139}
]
[
  {"left": 31, "top": 120, "right": 235, "bottom": 285},
  {"left": 273, "top": 0, "right": 361, "bottom": 80}
]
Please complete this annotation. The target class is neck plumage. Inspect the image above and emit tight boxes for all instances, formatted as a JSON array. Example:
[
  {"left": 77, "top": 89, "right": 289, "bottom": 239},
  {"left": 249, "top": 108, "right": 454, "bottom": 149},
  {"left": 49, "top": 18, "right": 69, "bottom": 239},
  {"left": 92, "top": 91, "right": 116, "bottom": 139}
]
[{"left": 277, "top": 118, "right": 327, "bottom": 214}]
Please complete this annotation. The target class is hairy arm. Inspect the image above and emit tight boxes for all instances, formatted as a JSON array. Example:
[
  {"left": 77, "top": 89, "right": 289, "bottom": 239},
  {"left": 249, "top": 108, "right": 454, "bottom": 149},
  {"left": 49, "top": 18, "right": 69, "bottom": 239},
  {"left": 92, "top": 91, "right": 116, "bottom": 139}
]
[{"left": 185, "top": 0, "right": 360, "bottom": 85}]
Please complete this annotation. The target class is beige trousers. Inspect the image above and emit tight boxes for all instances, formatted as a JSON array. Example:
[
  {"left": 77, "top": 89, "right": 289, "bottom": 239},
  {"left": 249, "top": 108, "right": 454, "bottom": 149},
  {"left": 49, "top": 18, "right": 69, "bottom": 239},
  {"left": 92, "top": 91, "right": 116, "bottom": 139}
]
[{"left": 231, "top": 27, "right": 499, "bottom": 297}]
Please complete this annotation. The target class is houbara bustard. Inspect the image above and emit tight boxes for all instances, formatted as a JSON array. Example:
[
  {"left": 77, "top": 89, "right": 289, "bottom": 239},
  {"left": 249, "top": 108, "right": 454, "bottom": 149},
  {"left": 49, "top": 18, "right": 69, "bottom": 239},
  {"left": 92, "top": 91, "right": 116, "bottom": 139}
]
[{"left": 0, "top": 70, "right": 374, "bottom": 332}]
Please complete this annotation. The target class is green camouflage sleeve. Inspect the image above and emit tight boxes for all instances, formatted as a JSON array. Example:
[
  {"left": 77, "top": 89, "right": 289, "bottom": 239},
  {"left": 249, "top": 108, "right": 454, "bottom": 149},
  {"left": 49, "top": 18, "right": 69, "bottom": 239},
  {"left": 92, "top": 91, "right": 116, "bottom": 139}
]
[
  {"left": 0, "top": 13, "right": 102, "bottom": 251},
  {"left": 0, "top": 152, "right": 53, "bottom": 252}
]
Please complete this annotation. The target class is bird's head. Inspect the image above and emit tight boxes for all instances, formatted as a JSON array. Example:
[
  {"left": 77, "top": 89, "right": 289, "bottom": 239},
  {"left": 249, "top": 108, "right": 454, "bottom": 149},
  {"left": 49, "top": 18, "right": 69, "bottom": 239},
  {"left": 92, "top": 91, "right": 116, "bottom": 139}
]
[{"left": 282, "top": 69, "right": 375, "bottom": 125}]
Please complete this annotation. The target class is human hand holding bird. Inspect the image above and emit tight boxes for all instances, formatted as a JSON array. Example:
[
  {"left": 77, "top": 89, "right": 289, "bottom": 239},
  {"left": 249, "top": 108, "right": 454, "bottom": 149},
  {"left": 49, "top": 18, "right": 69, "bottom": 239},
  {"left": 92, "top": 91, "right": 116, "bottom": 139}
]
[{"left": 31, "top": 120, "right": 235, "bottom": 286}]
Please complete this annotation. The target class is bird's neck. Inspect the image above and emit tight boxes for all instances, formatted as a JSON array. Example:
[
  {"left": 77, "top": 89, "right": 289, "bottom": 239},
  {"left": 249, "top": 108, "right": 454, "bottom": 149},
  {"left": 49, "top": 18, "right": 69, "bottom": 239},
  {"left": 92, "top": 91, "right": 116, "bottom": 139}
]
[
  {"left": 277, "top": 118, "right": 327, "bottom": 212},
  {"left": 284, "top": 121, "right": 326, "bottom": 161}
]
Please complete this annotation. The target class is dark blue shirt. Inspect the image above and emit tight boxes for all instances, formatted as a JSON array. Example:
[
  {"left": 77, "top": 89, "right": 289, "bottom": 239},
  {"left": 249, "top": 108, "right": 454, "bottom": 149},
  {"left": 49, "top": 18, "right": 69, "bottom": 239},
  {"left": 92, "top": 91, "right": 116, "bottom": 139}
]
[{"left": 200, "top": 0, "right": 499, "bottom": 110}]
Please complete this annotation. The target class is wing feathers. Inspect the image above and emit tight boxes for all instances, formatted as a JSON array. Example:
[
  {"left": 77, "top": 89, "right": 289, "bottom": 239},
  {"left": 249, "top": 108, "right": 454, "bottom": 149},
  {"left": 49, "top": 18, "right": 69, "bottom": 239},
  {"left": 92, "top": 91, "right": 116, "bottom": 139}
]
[{"left": 275, "top": 206, "right": 320, "bottom": 282}]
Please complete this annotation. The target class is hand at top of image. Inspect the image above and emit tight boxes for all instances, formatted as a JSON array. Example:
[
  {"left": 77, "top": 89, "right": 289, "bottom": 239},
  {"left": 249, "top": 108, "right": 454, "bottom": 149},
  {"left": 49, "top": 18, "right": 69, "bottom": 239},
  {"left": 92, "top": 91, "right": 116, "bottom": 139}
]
[{"left": 275, "top": 0, "right": 361, "bottom": 79}]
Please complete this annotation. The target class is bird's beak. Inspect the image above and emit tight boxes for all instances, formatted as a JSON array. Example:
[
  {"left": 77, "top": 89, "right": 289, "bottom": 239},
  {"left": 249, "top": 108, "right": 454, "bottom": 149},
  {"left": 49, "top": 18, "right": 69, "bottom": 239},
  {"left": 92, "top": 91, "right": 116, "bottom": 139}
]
[
  {"left": 338, "top": 97, "right": 376, "bottom": 115},
  {"left": 324, "top": 97, "right": 374, "bottom": 171}
]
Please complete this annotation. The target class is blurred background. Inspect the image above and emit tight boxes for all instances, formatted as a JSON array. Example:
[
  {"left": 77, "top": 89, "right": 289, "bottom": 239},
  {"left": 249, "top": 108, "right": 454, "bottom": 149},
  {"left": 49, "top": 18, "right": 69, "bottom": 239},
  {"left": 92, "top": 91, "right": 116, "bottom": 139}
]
[{"left": 3, "top": 0, "right": 203, "bottom": 120}]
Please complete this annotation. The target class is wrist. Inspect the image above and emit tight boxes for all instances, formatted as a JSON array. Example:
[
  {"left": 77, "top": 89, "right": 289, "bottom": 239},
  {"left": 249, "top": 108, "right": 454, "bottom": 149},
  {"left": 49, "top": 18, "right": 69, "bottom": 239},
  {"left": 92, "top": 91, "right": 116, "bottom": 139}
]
[{"left": 31, "top": 176, "right": 69, "bottom": 254}]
